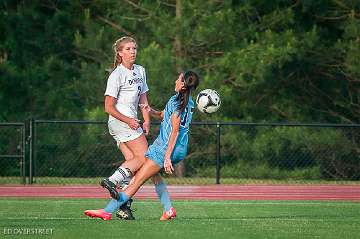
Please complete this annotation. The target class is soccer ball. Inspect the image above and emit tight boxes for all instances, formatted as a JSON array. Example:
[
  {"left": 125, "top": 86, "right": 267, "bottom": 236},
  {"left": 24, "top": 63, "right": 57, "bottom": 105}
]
[{"left": 196, "top": 89, "right": 221, "bottom": 114}]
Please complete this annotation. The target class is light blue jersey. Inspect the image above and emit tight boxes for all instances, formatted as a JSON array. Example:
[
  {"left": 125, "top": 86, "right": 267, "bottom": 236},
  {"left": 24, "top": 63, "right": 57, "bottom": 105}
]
[{"left": 146, "top": 94, "right": 195, "bottom": 168}]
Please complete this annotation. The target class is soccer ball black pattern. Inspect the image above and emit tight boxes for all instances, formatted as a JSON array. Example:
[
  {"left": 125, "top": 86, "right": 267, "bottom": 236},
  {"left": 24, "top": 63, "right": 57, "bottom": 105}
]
[{"left": 196, "top": 89, "right": 221, "bottom": 114}]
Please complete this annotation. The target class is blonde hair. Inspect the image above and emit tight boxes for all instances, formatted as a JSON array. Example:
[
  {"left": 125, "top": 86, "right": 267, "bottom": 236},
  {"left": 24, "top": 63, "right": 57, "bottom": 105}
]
[{"left": 112, "top": 36, "right": 137, "bottom": 70}]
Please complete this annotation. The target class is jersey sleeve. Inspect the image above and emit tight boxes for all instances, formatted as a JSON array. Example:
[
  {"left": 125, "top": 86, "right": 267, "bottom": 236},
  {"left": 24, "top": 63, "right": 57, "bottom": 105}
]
[
  {"left": 167, "top": 96, "right": 180, "bottom": 116},
  {"left": 140, "top": 66, "right": 149, "bottom": 94},
  {"left": 104, "top": 69, "right": 124, "bottom": 98}
]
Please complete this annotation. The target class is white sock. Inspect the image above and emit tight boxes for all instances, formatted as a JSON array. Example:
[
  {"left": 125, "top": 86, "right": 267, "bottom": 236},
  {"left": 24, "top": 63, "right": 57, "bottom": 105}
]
[
  {"left": 108, "top": 167, "right": 132, "bottom": 185},
  {"left": 119, "top": 176, "right": 131, "bottom": 190},
  {"left": 120, "top": 175, "right": 135, "bottom": 190}
]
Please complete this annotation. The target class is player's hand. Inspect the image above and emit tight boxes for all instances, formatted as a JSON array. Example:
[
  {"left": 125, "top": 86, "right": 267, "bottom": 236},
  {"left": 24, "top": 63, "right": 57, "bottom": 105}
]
[
  {"left": 127, "top": 118, "right": 140, "bottom": 130},
  {"left": 142, "top": 121, "right": 150, "bottom": 136},
  {"left": 164, "top": 158, "right": 174, "bottom": 175}
]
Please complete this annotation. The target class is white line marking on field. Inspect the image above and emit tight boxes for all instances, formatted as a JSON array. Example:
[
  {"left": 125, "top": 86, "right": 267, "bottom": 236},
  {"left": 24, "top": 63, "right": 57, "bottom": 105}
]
[
  {"left": 134, "top": 201, "right": 360, "bottom": 206},
  {"left": 5, "top": 217, "right": 91, "bottom": 220},
  {"left": 4, "top": 217, "right": 360, "bottom": 222}
]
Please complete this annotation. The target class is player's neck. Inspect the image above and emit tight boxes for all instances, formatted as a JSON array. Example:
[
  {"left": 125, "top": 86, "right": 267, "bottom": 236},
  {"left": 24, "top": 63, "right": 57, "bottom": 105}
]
[{"left": 121, "top": 62, "right": 134, "bottom": 70}]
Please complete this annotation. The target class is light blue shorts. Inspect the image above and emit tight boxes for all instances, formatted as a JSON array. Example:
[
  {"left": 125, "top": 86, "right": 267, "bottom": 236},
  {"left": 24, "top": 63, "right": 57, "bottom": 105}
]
[{"left": 146, "top": 143, "right": 187, "bottom": 168}]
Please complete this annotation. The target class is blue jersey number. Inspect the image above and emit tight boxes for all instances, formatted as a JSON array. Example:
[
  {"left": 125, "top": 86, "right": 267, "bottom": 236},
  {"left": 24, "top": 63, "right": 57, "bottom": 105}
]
[{"left": 180, "top": 106, "right": 193, "bottom": 127}]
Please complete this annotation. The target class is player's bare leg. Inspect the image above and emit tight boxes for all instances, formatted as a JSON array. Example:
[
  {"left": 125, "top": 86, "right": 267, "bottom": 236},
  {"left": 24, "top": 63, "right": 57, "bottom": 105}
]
[
  {"left": 101, "top": 134, "right": 147, "bottom": 199},
  {"left": 124, "top": 158, "right": 161, "bottom": 197},
  {"left": 101, "top": 135, "right": 147, "bottom": 219},
  {"left": 115, "top": 143, "right": 136, "bottom": 220}
]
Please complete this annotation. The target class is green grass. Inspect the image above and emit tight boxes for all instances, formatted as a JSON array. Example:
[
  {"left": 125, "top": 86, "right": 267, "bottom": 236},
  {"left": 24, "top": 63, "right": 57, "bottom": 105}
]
[
  {"left": 0, "top": 198, "right": 359, "bottom": 239},
  {"left": 2, "top": 176, "right": 360, "bottom": 185}
]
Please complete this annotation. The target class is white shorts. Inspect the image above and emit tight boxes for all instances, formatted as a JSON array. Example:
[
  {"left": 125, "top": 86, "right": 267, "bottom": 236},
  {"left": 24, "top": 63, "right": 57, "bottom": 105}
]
[{"left": 108, "top": 120, "right": 143, "bottom": 145}]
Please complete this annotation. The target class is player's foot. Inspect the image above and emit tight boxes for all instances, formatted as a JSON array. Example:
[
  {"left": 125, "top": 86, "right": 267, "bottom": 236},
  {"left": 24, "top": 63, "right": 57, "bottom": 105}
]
[
  {"left": 100, "top": 178, "right": 119, "bottom": 200},
  {"left": 115, "top": 199, "right": 135, "bottom": 220},
  {"left": 84, "top": 209, "right": 112, "bottom": 220},
  {"left": 160, "top": 207, "right": 177, "bottom": 221}
]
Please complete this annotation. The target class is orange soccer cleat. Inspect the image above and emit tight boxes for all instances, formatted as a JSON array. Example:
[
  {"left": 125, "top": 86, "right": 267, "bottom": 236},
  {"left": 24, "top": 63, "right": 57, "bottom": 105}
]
[
  {"left": 160, "top": 207, "right": 177, "bottom": 221},
  {"left": 84, "top": 209, "right": 112, "bottom": 220}
]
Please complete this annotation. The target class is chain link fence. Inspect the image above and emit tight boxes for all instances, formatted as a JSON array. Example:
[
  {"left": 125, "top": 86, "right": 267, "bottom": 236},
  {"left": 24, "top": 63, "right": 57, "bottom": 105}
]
[
  {"left": 1, "top": 120, "right": 359, "bottom": 185},
  {"left": 0, "top": 123, "right": 25, "bottom": 184},
  {"left": 219, "top": 123, "right": 360, "bottom": 183}
]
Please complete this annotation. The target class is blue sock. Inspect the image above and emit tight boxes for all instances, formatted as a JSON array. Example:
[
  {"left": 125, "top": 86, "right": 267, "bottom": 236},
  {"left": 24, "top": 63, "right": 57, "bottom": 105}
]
[
  {"left": 104, "top": 192, "right": 130, "bottom": 213},
  {"left": 155, "top": 181, "right": 172, "bottom": 211}
]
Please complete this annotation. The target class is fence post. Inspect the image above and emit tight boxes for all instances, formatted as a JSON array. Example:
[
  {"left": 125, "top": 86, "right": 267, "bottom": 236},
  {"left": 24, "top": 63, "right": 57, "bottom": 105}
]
[
  {"left": 21, "top": 123, "right": 26, "bottom": 184},
  {"left": 29, "top": 118, "right": 34, "bottom": 184},
  {"left": 216, "top": 122, "right": 221, "bottom": 184}
]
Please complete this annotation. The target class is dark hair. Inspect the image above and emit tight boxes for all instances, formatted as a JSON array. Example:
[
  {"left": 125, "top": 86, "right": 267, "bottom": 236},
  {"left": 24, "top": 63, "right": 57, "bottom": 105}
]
[{"left": 176, "top": 70, "right": 200, "bottom": 113}]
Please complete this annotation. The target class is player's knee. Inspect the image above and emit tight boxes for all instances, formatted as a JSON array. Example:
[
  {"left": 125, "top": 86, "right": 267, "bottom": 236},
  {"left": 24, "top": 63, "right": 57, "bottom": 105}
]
[
  {"left": 124, "top": 155, "right": 134, "bottom": 161},
  {"left": 134, "top": 155, "right": 146, "bottom": 164}
]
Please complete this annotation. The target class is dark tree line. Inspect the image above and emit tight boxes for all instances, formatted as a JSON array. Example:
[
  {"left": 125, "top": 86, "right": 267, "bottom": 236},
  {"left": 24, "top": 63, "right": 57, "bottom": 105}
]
[{"left": 1, "top": 0, "right": 359, "bottom": 123}]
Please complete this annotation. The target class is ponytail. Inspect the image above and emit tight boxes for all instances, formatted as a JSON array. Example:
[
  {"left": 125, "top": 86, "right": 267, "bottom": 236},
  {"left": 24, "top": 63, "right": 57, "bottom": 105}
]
[{"left": 176, "top": 71, "right": 200, "bottom": 113}]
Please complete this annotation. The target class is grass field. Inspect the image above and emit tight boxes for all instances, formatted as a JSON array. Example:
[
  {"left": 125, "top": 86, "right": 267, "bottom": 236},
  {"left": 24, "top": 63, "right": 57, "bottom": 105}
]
[{"left": 0, "top": 198, "right": 359, "bottom": 239}]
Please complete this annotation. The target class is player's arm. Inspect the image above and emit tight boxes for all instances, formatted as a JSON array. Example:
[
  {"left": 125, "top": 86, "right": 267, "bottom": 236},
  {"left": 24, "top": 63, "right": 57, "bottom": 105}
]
[
  {"left": 104, "top": 95, "right": 140, "bottom": 130},
  {"left": 139, "top": 93, "right": 150, "bottom": 135},
  {"left": 139, "top": 104, "right": 164, "bottom": 120},
  {"left": 149, "top": 108, "right": 164, "bottom": 119},
  {"left": 163, "top": 112, "right": 181, "bottom": 174}
]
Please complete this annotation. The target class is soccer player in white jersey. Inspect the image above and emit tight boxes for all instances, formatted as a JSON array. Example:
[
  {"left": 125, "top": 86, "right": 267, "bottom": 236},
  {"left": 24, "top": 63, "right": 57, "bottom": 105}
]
[
  {"left": 85, "top": 70, "right": 199, "bottom": 221},
  {"left": 101, "top": 36, "right": 173, "bottom": 220}
]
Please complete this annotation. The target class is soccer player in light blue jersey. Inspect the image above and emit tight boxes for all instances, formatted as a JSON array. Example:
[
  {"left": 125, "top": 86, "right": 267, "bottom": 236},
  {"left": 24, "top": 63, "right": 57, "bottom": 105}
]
[{"left": 85, "top": 70, "right": 199, "bottom": 221}]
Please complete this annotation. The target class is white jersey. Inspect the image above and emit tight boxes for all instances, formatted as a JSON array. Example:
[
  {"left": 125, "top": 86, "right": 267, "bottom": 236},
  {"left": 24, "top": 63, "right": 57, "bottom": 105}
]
[{"left": 104, "top": 64, "right": 149, "bottom": 122}]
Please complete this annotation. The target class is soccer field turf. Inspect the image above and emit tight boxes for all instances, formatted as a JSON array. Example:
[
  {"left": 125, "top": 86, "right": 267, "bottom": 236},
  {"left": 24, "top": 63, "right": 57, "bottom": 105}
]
[{"left": 0, "top": 199, "right": 359, "bottom": 239}]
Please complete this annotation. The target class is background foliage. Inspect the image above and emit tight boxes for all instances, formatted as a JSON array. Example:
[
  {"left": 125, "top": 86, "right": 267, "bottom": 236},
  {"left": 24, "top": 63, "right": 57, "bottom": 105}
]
[{"left": 1, "top": 0, "right": 360, "bottom": 123}]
